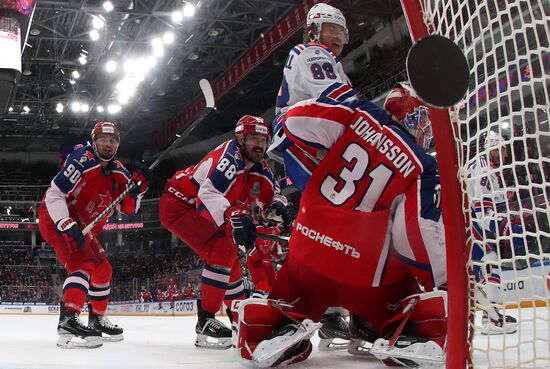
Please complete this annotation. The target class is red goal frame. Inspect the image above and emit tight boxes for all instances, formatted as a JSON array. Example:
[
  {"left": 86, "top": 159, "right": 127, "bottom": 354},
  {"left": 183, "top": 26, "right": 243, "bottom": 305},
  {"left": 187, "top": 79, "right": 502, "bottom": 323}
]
[{"left": 400, "top": 1, "right": 470, "bottom": 367}]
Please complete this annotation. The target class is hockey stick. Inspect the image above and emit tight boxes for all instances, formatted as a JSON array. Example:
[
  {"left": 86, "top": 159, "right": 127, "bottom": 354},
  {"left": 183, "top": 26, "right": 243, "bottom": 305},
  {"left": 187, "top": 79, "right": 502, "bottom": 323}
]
[
  {"left": 82, "top": 79, "right": 216, "bottom": 236},
  {"left": 256, "top": 233, "right": 290, "bottom": 245},
  {"left": 406, "top": 35, "right": 470, "bottom": 108}
]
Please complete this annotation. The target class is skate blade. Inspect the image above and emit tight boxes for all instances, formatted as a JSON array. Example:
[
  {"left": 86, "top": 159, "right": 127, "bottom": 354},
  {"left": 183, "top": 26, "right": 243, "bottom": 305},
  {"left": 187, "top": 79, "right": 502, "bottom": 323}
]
[
  {"left": 347, "top": 338, "right": 373, "bottom": 356},
  {"left": 194, "top": 334, "right": 232, "bottom": 350},
  {"left": 253, "top": 320, "right": 321, "bottom": 368},
  {"left": 57, "top": 334, "right": 103, "bottom": 349},
  {"left": 479, "top": 323, "right": 518, "bottom": 335},
  {"left": 318, "top": 337, "right": 349, "bottom": 351},
  {"left": 101, "top": 334, "right": 124, "bottom": 342}
]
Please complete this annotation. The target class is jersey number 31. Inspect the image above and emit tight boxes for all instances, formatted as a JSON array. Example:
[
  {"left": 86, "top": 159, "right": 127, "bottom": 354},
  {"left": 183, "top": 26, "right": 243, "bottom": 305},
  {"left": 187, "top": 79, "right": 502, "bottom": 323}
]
[{"left": 320, "top": 143, "right": 393, "bottom": 211}]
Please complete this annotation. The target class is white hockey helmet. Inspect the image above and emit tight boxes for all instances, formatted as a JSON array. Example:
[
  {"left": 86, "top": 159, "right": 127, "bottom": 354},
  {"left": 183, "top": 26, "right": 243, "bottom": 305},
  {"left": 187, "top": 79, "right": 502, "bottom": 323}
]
[
  {"left": 484, "top": 130, "right": 505, "bottom": 150},
  {"left": 306, "top": 3, "right": 349, "bottom": 44}
]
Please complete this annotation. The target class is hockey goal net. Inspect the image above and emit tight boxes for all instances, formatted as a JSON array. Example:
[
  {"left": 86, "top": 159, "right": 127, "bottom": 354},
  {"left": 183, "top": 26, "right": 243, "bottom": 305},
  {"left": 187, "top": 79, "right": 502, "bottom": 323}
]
[{"left": 401, "top": 0, "right": 550, "bottom": 368}]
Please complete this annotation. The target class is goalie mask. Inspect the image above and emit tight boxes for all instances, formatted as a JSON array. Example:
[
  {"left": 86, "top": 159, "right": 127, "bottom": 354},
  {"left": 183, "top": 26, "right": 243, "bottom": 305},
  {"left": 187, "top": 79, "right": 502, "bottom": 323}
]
[
  {"left": 306, "top": 3, "right": 349, "bottom": 45},
  {"left": 384, "top": 83, "right": 433, "bottom": 150},
  {"left": 91, "top": 121, "right": 120, "bottom": 162}
]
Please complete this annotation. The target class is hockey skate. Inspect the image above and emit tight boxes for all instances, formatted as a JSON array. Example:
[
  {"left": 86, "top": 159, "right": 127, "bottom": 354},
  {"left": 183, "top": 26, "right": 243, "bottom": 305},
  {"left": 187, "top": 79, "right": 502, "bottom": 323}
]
[
  {"left": 347, "top": 314, "right": 379, "bottom": 355},
  {"left": 57, "top": 303, "right": 102, "bottom": 349},
  {"left": 195, "top": 314, "right": 232, "bottom": 349},
  {"left": 88, "top": 306, "right": 124, "bottom": 342},
  {"left": 317, "top": 312, "right": 350, "bottom": 351},
  {"left": 480, "top": 310, "right": 518, "bottom": 335},
  {"left": 370, "top": 336, "right": 445, "bottom": 368},
  {"left": 252, "top": 319, "right": 319, "bottom": 368}
]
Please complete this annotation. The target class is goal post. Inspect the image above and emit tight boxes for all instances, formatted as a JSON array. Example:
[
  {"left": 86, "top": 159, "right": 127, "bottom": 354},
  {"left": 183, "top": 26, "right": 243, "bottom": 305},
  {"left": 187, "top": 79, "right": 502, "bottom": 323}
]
[{"left": 400, "top": 0, "right": 550, "bottom": 368}]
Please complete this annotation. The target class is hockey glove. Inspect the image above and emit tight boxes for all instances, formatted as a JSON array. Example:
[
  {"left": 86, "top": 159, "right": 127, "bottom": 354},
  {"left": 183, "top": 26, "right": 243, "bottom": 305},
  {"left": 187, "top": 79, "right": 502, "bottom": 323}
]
[
  {"left": 56, "top": 217, "right": 86, "bottom": 250},
  {"left": 225, "top": 204, "right": 256, "bottom": 250},
  {"left": 264, "top": 201, "right": 292, "bottom": 228},
  {"left": 130, "top": 164, "right": 151, "bottom": 199}
]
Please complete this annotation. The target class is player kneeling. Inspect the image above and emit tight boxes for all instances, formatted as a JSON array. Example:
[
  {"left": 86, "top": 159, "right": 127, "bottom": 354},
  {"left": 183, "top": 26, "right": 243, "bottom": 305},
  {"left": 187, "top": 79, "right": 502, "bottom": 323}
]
[{"left": 236, "top": 291, "right": 446, "bottom": 368}]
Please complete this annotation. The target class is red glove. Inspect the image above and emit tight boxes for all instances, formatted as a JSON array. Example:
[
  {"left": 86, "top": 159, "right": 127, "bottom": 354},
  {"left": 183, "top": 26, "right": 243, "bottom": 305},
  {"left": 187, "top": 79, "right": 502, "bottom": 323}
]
[
  {"left": 130, "top": 164, "right": 151, "bottom": 199},
  {"left": 225, "top": 204, "right": 256, "bottom": 250},
  {"left": 56, "top": 217, "right": 86, "bottom": 252}
]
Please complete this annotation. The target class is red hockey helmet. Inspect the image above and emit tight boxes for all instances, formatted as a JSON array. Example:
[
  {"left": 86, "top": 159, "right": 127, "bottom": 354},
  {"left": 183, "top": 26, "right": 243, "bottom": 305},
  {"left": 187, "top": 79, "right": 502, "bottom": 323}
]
[
  {"left": 384, "top": 83, "right": 433, "bottom": 150},
  {"left": 91, "top": 121, "right": 120, "bottom": 142},
  {"left": 91, "top": 121, "right": 120, "bottom": 161},
  {"left": 235, "top": 115, "right": 271, "bottom": 141}
]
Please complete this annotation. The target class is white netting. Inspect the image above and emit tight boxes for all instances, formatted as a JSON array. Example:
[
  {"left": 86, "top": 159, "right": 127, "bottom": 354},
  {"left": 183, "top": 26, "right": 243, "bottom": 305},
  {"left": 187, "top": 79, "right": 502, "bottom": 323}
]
[{"left": 417, "top": 0, "right": 549, "bottom": 368}]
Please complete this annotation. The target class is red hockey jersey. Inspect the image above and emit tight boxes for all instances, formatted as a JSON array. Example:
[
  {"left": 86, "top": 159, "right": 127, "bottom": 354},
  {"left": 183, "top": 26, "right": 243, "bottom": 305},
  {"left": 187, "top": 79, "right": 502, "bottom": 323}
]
[
  {"left": 282, "top": 96, "right": 446, "bottom": 289},
  {"left": 40, "top": 145, "right": 142, "bottom": 237},
  {"left": 165, "top": 138, "right": 286, "bottom": 227}
]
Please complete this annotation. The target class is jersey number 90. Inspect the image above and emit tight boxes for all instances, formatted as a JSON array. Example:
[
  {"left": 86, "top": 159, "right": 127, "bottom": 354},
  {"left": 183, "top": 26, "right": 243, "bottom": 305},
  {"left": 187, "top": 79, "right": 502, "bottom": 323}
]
[{"left": 63, "top": 164, "right": 82, "bottom": 184}]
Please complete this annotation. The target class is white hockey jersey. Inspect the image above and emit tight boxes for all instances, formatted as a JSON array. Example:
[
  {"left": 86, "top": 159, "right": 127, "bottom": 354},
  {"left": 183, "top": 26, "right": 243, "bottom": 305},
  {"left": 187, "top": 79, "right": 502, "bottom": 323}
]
[
  {"left": 466, "top": 154, "right": 508, "bottom": 239},
  {"left": 275, "top": 41, "right": 352, "bottom": 116}
]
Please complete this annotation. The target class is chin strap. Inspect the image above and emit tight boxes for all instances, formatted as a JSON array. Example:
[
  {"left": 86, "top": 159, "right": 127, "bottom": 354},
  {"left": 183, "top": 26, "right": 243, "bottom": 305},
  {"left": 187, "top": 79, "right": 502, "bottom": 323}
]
[{"left": 92, "top": 142, "right": 117, "bottom": 162}]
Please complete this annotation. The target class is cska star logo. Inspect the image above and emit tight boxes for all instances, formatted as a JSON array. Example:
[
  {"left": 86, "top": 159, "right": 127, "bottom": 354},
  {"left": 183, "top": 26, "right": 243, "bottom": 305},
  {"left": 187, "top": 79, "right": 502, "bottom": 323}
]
[{"left": 97, "top": 192, "right": 113, "bottom": 209}]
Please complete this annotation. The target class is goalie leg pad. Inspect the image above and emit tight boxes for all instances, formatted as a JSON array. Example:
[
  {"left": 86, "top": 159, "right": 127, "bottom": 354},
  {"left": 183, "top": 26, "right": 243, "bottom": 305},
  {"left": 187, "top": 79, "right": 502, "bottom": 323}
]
[
  {"left": 381, "top": 290, "right": 447, "bottom": 349},
  {"left": 236, "top": 298, "right": 319, "bottom": 367},
  {"left": 370, "top": 336, "right": 445, "bottom": 368},
  {"left": 253, "top": 320, "right": 319, "bottom": 368}
]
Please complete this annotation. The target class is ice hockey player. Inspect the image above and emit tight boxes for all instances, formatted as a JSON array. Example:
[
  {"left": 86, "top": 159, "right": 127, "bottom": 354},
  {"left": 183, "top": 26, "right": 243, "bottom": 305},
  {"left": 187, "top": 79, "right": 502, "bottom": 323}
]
[
  {"left": 159, "top": 115, "right": 291, "bottom": 349},
  {"left": 236, "top": 84, "right": 447, "bottom": 368},
  {"left": 466, "top": 127, "right": 520, "bottom": 334},
  {"left": 270, "top": 2, "right": 355, "bottom": 190},
  {"left": 38, "top": 121, "right": 150, "bottom": 348},
  {"left": 246, "top": 210, "right": 285, "bottom": 298},
  {"left": 269, "top": 3, "right": 354, "bottom": 349}
]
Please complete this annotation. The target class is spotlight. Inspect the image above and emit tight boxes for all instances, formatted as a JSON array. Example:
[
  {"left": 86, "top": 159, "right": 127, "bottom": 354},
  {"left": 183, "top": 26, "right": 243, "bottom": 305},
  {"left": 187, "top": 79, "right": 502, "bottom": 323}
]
[
  {"left": 103, "top": 1, "right": 114, "bottom": 12},
  {"left": 96, "top": 105, "right": 104, "bottom": 113},
  {"left": 71, "top": 70, "right": 80, "bottom": 79},
  {"left": 56, "top": 103, "right": 64, "bottom": 113},
  {"left": 163, "top": 32, "right": 175, "bottom": 44},
  {"left": 107, "top": 104, "right": 121, "bottom": 114},
  {"left": 183, "top": 3, "right": 195, "bottom": 17},
  {"left": 89, "top": 29, "right": 100, "bottom": 41},
  {"left": 92, "top": 16, "right": 105, "bottom": 29},
  {"left": 105, "top": 60, "right": 117, "bottom": 73}
]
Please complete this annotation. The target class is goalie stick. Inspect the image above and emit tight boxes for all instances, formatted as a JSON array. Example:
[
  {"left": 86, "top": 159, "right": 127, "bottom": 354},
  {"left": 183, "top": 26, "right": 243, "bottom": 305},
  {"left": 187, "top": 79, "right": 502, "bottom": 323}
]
[{"left": 82, "top": 79, "right": 216, "bottom": 236}]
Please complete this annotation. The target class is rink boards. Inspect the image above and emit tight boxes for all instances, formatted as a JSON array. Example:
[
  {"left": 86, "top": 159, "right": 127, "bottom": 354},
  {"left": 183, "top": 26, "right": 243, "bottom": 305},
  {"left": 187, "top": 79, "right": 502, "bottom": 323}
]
[{"left": 0, "top": 299, "right": 199, "bottom": 316}]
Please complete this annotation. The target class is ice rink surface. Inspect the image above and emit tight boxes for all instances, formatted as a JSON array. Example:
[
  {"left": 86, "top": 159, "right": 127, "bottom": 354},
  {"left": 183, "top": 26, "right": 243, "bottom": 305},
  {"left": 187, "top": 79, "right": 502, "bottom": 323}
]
[
  {"left": 0, "top": 307, "right": 548, "bottom": 369},
  {"left": 0, "top": 314, "right": 384, "bottom": 369}
]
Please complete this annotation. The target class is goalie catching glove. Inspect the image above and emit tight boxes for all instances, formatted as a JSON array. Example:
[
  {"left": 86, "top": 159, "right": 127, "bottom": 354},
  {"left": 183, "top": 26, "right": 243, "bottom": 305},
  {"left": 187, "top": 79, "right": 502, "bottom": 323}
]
[
  {"left": 264, "top": 201, "right": 292, "bottom": 228},
  {"left": 225, "top": 204, "right": 256, "bottom": 250},
  {"left": 130, "top": 164, "right": 151, "bottom": 199},
  {"left": 56, "top": 217, "right": 86, "bottom": 251}
]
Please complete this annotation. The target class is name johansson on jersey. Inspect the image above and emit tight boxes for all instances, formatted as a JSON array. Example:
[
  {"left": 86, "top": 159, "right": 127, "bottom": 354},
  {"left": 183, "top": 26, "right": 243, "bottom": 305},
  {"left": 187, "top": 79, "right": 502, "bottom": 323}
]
[{"left": 350, "top": 115, "right": 417, "bottom": 178}]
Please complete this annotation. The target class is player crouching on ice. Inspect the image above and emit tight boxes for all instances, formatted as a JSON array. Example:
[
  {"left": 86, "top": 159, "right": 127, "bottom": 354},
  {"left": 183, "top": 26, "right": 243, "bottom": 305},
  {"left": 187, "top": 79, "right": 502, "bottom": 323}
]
[
  {"left": 159, "top": 115, "right": 291, "bottom": 350},
  {"left": 235, "top": 83, "right": 448, "bottom": 368},
  {"left": 39, "top": 122, "right": 150, "bottom": 348}
]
